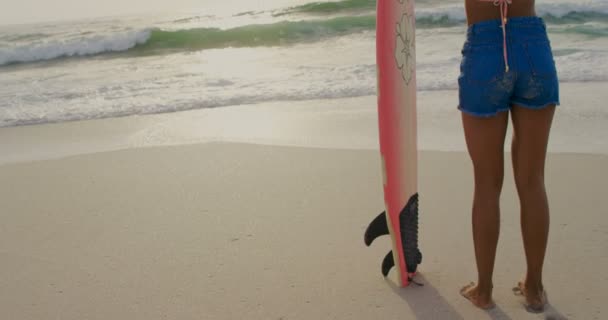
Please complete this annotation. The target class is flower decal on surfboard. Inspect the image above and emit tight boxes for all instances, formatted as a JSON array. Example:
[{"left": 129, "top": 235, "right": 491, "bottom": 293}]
[{"left": 395, "top": 13, "right": 415, "bottom": 85}]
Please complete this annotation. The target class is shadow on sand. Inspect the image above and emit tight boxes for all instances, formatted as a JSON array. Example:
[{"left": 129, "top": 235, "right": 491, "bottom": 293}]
[
  {"left": 387, "top": 275, "right": 571, "bottom": 319},
  {"left": 386, "top": 274, "right": 513, "bottom": 320}
]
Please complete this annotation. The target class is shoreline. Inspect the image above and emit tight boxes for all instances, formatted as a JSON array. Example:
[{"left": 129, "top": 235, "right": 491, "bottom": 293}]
[{"left": 1, "top": 81, "right": 607, "bottom": 165}]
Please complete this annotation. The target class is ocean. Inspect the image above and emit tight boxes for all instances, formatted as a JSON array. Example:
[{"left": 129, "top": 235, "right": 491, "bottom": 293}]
[{"left": 1, "top": 0, "right": 607, "bottom": 142}]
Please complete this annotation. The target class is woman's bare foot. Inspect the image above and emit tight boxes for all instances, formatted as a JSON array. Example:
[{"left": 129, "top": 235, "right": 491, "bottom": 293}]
[
  {"left": 513, "top": 281, "right": 548, "bottom": 313},
  {"left": 460, "top": 282, "right": 496, "bottom": 310}
]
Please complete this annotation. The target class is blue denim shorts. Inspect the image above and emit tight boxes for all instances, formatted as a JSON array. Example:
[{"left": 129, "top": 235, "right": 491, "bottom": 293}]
[{"left": 458, "top": 17, "right": 560, "bottom": 117}]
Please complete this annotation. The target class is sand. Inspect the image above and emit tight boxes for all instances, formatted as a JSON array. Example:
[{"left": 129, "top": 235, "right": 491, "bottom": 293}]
[
  {"left": 0, "top": 140, "right": 606, "bottom": 319},
  {"left": 1, "top": 80, "right": 606, "bottom": 319}
]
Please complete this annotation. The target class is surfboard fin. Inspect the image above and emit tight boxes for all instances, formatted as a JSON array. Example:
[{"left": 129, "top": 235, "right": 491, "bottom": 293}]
[
  {"left": 401, "top": 193, "right": 422, "bottom": 274},
  {"left": 364, "top": 211, "right": 389, "bottom": 246},
  {"left": 365, "top": 193, "right": 422, "bottom": 283},
  {"left": 381, "top": 251, "right": 394, "bottom": 277}
]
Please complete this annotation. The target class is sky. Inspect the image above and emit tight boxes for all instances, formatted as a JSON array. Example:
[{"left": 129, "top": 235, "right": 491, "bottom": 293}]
[{"left": 0, "top": 0, "right": 305, "bottom": 25}]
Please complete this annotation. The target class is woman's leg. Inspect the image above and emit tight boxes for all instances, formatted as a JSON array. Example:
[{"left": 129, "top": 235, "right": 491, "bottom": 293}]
[
  {"left": 510, "top": 104, "right": 556, "bottom": 311},
  {"left": 460, "top": 110, "right": 509, "bottom": 309}
]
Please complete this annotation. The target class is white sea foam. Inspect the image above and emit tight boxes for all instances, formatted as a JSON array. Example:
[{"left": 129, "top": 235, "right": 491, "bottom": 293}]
[
  {"left": 0, "top": 30, "right": 151, "bottom": 66},
  {"left": 0, "top": 0, "right": 606, "bottom": 135}
]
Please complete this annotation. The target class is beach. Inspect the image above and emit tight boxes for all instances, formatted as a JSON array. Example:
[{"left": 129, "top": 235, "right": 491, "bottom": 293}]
[
  {"left": 1, "top": 84, "right": 607, "bottom": 319},
  {"left": 1, "top": 145, "right": 606, "bottom": 319},
  {"left": 2, "top": 0, "right": 607, "bottom": 318}
]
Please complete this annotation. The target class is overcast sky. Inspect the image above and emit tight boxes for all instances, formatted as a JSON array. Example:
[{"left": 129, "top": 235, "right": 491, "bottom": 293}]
[
  {"left": 0, "top": 0, "right": 305, "bottom": 25},
  {"left": 0, "top": 0, "right": 214, "bottom": 24}
]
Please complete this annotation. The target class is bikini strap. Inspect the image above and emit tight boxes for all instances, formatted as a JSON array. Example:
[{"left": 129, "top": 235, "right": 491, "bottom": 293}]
[{"left": 480, "top": 0, "right": 512, "bottom": 72}]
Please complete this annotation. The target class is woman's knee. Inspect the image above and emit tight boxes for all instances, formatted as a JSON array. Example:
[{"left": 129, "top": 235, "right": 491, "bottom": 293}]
[
  {"left": 514, "top": 170, "right": 546, "bottom": 194},
  {"left": 474, "top": 170, "right": 504, "bottom": 199}
]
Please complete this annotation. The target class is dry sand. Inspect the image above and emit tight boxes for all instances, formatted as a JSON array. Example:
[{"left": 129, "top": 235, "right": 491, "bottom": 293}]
[{"left": 1, "top": 141, "right": 605, "bottom": 319}]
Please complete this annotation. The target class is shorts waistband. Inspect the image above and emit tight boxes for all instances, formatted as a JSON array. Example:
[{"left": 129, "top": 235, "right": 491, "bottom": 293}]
[
  {"left": 467, "top": 16, "right": 546, "bottom": 35},
  {"left": 465, "top": 16, "right": 548, "bottom": 45}
]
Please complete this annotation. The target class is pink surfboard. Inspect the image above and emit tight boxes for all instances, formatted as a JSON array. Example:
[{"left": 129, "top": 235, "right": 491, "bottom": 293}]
[{"left": 364, "top": 0, "right": 422, "bottom": 287}]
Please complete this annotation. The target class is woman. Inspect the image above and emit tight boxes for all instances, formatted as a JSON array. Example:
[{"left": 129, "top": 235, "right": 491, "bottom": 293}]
[{"left": 458, "top": 0, "right": 559, "bottom": 312}]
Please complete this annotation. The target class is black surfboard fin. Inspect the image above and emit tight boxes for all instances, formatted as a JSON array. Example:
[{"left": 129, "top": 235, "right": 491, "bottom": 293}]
[
  {"left": 400, "top": 193, "right": 422, "bottom": 275},
  {"left": 365, "top": 193, "right": 422, "bottom": 283},
  {"left": 364, "top": 211, "right": 389, "bottom": 246},
  {"left": 381, "top": 251, "right": 394, "bottom": 277}
]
